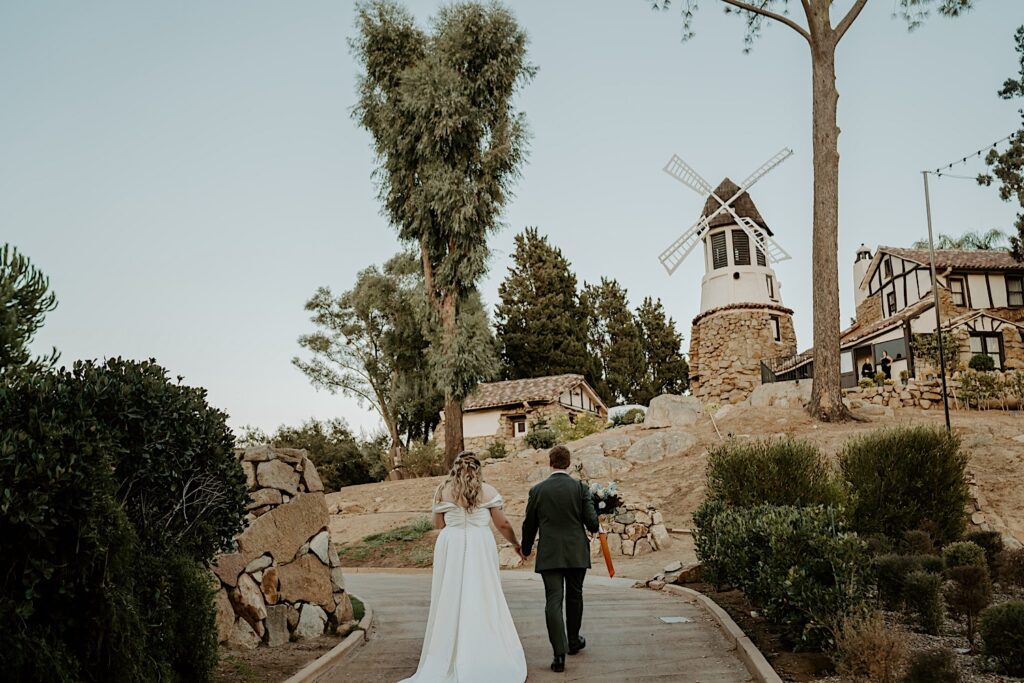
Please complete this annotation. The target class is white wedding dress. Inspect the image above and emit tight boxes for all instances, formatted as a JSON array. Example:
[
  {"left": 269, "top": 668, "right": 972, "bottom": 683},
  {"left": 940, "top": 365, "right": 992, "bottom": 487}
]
[{"left": 399, "top": 493, "right": 527, "bottom": 683}]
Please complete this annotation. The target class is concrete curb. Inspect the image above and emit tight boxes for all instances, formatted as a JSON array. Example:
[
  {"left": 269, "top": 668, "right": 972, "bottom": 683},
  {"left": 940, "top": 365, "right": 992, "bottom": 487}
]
[
  {"left": 662, "top": 584, "right": 782, "bottom": 683},
  {"left": 283, "top": 594, "right": 374, "bottom": 683}
]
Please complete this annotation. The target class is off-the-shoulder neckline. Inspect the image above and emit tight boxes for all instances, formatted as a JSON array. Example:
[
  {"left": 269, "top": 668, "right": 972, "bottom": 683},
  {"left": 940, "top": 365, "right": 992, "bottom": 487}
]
[{"left": 435, "top": 493, "right": 502, "bottom": 510}]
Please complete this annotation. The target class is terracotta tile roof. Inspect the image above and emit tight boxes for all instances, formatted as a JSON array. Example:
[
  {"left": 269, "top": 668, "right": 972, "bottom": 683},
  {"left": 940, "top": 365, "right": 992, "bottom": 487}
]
[
  {"left": 879, "top": 247, "right": 1022, "bottom": 272},
  {"left": 840, "top": 297, "right": 934, "bottom": 348},
  {"left": 701, "top": 178, "right": 774, "bottom": 235},
  {"left": 463, "top": 374, "right": 590, "bottom": 411}
]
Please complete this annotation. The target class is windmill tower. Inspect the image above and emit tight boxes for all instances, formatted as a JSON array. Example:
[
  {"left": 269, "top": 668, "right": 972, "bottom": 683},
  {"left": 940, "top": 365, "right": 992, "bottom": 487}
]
[{"left": 660, "top": 149, "right": 798, "bottom": 404}]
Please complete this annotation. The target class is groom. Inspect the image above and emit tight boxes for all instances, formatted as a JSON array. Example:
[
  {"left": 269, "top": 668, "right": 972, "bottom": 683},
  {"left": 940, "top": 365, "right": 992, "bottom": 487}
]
[{"left": 521, "top": 445, "right": 600, "bottom": 673}]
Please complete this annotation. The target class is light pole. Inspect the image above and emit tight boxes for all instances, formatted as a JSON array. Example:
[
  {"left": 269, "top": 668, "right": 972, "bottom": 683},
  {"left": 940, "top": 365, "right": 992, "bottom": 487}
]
[{"left": 921, "top": 170, "right": 952, "bottom": 433}]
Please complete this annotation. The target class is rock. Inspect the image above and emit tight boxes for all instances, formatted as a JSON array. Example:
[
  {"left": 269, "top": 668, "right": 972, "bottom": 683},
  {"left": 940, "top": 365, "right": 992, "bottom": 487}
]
[
  {"left": 302, "top": 457, "right": 324, "bottom": 493},
  {"left": 1013, "top": 434, "right": 1024, "bottom": 444},
  {"left": 648, "top": 580, "right": 666, "bottom": 591},
  {"left": 572, "top": 444, "right": 606, "bottom": 459},
  {"left": 309, "top": 530, "right": 330, "bottom": 564},
  {"left": 676, "top": 563, "right": 703, "bottom": 584},
  {"left": 327, "top": 540, "right": 342, "bottom": 568},
  {"left": 214, "top": 587, "right": 235, "bottom": 644},
  {"left": 276, "top": 448, "right": 306, "bottom": 464},
  {"left": 624, "top": 432, "right": 697, "bottom": 463},
  {"left": 605, "top": 533, "right": 622, "bottom": 556},
  {"left": 652, "top": 511, "right": 664, "bottom": 525},
  {"left": 644, "top": 394, "right": 704, "bottom": 428},
  {"left": 294, "top": 604, "right": 328, "bottom": 640},
  {"left": 713, "top": 404, "right": 737, "bottom": 421},
  {"left": 213, "top": 552, "right": 249, "bottom": 587},
  {"left": 257, "top": 459, "right": 300, "bottom": 496},
  {"left": 331, "top": 567, "right": 346, "bottom": 592},
  {"left": 277, "top": 553, "right": 334, "bottom": 610},
  {"left": 634, "top": 511, "right": 652, "bottom": 526},
  {"left": 624, "top": 523, "right": 646, "bottom": 540},
  {"left": 576, "top": 453, "right": 632, "bottom": 479},
  {"left": 527, "top": 465, "right": 550, "bottom": 483},
  {"left": 235, "top": 492, "right": 330, "bottom": 569},
  {"left": 230, "top": 573, "right": 267, "bottom": 628},
  {"left": 971, "top": 511, "right": 986, "bottom": 525},
  {"left": 621, "top": 539, "right": 635, "bottom": 556},
  {"left": 513, "top": 448, "right": 540, "bottom": 459},
  {"left": 245, "top": 554, "right": 273, "bottom": 575},
  {"left": 242, "top": 462, "right": 256, "bottom": 489},
  {"left": 589, "top": 536, "right": 603, "bottom": 559},
  {"left": 614, "top": 511, "right": 635, "bottom": 525},
  {"left": 663, "top": 561, "right": 683, "bottom": 573},
  {"left": 228, "top": 618, "right": 261, "bottom": 650},
  {"left": 635, "top": 539, "right": 654, "bottom": 556},
  {"left": 260, "top": 567, "right": 280, "bottom": 605},
  {"left": 650, "top": 524, "right": 672, "bottom": 550},
  {"left": 264, "top": 604, "right": 291, "bottom": 647},
  {"left": 748, "top": 381, "right": 812, "bottom": 408},
  {"left": 247, "top": 487, "right": 282, "bottom": 511},
  {"left": 241, "top": 445, "right": 275, "bottom": 462},
  {"left": 286, "top": 604, "right": 300, "bottom": 630},
  {"left": 334, "top": 592, "right": 355, "bottom": 624},
  {"left": 590, "top": 433, "right": 634, "bottom": 453},
  {"left": 499, "top": 545, "right": 524, "bottom": 568}
]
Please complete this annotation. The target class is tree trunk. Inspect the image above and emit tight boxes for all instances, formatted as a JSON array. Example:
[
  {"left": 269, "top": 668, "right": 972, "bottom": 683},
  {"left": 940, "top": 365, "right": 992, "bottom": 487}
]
[
  {"left": 440, "top": 292, "right": 464, "bottom": 468},
  {"left": 806, "top": 30, "right": 851, "bottom": 422}
]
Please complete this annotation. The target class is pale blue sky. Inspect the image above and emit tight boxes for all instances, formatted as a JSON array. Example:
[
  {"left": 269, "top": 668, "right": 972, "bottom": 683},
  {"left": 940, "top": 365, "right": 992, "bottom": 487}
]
[{"left": 2, "top": 1, "right": 1020, "bottom": 436}]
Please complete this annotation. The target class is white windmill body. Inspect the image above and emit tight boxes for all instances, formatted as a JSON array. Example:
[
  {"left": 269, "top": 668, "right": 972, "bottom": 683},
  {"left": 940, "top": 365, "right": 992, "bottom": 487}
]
[{"left": 660, "top": 149, "right": 799, "bottom": 405}]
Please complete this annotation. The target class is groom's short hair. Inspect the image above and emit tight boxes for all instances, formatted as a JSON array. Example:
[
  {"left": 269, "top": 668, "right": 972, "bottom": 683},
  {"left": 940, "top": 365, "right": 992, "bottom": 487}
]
[{"left": 549, "top": 445, "right": 571, "bottom": 470}]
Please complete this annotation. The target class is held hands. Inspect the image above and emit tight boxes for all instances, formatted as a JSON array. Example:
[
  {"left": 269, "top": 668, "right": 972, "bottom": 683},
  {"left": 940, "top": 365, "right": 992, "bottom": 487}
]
[{"left": 515, "top": 543, "right": 529, "bottom": 560}]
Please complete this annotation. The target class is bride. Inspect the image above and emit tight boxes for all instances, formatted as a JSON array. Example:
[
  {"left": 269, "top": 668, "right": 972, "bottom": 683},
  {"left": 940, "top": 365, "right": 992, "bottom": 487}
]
[{"left": 399, "top": 451, "right": 528, "bottom": 683}]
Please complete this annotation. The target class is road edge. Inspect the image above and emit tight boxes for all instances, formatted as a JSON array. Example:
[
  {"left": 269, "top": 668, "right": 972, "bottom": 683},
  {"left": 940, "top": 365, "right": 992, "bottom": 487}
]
[{"left": 283, "top": 593, "right": 374, "bottom": 683}]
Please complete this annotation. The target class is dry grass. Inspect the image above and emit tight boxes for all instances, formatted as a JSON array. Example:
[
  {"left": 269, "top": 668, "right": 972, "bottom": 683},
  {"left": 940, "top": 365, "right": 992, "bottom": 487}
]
[{"left": 834, "top": 612, "right": 908, "bottom": 683}]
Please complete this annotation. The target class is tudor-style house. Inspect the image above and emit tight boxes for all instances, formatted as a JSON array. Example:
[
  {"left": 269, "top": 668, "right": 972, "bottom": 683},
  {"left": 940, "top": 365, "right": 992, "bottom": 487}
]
[
  {"left": 438, "top": 374, "right": 608, "bottom": 452},
  {"left": 839, "top": 244, "right": 1024, "bottom": 387}
]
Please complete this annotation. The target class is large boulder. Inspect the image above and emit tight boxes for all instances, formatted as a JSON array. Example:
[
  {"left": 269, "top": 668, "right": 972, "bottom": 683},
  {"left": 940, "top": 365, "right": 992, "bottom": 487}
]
[
  {"left": 277, "top": 552, "right": 334, "bottom": 611},
  {"left": 624, "top": 432, "right": 697, "bottom": 463},
  {"left": 235, "top": 492, "right": 329, "bottom": 567},
  {"left": 643, "top": 395, "right": 704, "bottom": 429},
  {"left": 746, "top": 380, "right": 811, "bottom": 408},
  {"left": 294, "top": 604, "right": 328, "bottom": 639},
  {"left": 576, "top": 452, "right": 632, "bottom": 478}
]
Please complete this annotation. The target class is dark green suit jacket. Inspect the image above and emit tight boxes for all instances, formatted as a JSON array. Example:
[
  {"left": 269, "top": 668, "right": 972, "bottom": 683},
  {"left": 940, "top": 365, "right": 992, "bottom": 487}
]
[{"left": 521, "top": 472, "right": 600, "bottom": 572}]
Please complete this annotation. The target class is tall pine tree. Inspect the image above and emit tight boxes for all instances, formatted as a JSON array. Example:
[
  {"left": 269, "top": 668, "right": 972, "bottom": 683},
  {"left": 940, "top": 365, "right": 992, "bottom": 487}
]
[
  {"left": 582, "top": 278, "right": 646, "bottom": 405},
  {"left": 496, "top": 228, "right": 592, "bottom": 380},
  {"left": 635, "top": 297, "right": 689, "bottom": 404}
]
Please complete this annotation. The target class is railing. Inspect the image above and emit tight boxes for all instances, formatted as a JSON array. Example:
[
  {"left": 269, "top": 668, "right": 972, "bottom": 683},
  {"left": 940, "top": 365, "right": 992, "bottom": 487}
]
[{"left": 761, "top": 351, "right": 815, "bottom": 384}]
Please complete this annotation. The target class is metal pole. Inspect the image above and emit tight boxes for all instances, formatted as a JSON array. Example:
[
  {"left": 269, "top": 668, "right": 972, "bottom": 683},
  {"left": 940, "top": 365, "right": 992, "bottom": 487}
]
[{"left": 922, "top": 171, "right": 952, "bottom": 432}]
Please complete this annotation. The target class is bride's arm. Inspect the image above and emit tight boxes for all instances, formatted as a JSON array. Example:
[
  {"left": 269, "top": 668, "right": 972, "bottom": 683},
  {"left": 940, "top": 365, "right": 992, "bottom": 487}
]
[
  {"left": 433, "top": 511, "right": 446, "bottom": 530},
  {"left": 489, "top": 508, "right": 522, "bottom": 556}
]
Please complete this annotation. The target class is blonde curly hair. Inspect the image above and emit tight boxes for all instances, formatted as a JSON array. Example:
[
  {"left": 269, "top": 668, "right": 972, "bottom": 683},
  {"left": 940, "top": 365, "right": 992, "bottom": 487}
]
[{"left": 439, "top": 451, "right": 483, "bottom": 510}]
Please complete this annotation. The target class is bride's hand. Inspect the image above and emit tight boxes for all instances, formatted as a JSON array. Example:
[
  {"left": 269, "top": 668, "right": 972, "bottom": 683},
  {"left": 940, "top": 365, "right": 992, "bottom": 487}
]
[{"left": 514, "top": 543, "right": 526, "bottom": 561}]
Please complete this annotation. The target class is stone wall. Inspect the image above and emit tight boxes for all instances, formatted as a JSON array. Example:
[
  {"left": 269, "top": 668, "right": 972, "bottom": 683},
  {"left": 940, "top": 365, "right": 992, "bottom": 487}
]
[
  {"left": 844, "top": 373, "right": 1023, "bottom": 411},
  {"left": 689, "top": 304, "right": 797, "bottom": 405},
  {"left": 212, "top": 446, "right": 352, "bottom": 649},
  {"left": 589, "top": 502, "right": 671, "bottom": 559}
]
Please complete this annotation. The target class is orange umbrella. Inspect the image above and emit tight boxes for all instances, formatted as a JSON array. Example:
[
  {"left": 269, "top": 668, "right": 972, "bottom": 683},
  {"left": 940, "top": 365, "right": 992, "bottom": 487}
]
[{"left": 598, "top": 526, "right": 615, "bottom": 578}]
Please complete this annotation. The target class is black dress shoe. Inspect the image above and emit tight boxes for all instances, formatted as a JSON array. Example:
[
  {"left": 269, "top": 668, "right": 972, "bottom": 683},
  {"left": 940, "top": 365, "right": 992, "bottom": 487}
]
[
  {"left": 551, "top": 654, "right": 565, "bottom": 672},
  {"left": 568, "top": 636, "right": 586, "bottom": 655}
]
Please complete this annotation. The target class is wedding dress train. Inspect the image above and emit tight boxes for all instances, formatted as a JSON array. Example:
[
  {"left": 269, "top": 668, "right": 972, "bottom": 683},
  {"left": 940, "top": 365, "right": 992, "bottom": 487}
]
[{"left": 399, "top": 494, "right": 527, "bottom": 683}]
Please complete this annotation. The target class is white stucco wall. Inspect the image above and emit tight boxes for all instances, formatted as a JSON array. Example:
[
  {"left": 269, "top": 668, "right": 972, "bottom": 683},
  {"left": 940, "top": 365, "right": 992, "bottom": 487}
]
[
  {"left": 699, "top": 226, "right": 782, "bottom": 312},
  {"left": 462, "top": 410, "right": 502, "bottom": 439}
]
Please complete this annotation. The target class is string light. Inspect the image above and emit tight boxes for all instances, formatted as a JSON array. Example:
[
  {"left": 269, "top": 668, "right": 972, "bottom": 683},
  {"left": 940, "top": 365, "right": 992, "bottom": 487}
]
[{"left": 930, "top": 133, "right": 1014, "bottom": 177}]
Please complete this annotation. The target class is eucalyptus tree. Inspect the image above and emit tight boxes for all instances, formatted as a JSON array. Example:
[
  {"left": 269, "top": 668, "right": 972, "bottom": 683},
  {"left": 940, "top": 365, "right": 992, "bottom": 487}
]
[
  {"left": 0, "top": 244, "right": 58, "bottom": 377},
  {"left": 352, "top": 0, "right": 534, "bottom": 464},
  {"left": 652, "top": 0, "right": 976, "bottom": 421}
]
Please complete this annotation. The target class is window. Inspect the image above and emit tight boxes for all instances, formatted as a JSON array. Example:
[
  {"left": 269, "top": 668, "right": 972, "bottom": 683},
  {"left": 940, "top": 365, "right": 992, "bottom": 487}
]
[
  {"left": 887, "top": 291, "right": 897, "bottom": 317},
  {"left": 766, "top": 275, "right": 775, "bottom": 299},
  {"left": 710, "top": 232, "right": 727, "bottom": 269},
  {"left": 511, "top": 416, "right": 527, "bottom": 436},
  {"left": 731, "top": 229, "right": 751, "bottom": 266},
  {"left": 883, "top": 258, "right": 893, "bottom": 279},
  {"left": 969, "top": 333, "right": 1003, "bottom": 370},
  {"left": 949, "top": 277, "right": 966, "bottom": 307},
  {"left": 769, "top": 315, "right": 781, "bottom": 342},
  {"left": 1008, "top": 276, "right": 1023, "bottom": 307},
  {"left": 756, "top": 246, "right": 767, "bottom": 267}
]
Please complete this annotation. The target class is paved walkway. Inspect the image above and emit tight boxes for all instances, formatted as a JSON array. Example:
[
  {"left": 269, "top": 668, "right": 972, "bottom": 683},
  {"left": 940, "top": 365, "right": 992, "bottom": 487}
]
[{"left": 319, "top": 571, "right": 752, "bottom": 683}]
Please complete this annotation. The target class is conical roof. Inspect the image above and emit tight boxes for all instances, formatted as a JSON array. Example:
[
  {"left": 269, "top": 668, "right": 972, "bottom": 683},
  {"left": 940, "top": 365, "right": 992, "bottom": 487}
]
[{"left": 701, "top": 178, "right": 772, "bottom": 235}]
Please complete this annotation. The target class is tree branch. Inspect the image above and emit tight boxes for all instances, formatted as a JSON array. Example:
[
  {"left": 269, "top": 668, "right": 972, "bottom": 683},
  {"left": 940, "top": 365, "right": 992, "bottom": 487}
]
[
  {"left": 719, "top": 0, "right": 811, "bottom": 43},
  {"left": 835, "top": 0, "right": 869, "bottom": 42}
]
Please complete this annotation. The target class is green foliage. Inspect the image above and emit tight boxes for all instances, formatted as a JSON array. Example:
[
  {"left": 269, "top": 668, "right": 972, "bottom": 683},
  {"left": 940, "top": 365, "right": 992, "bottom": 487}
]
[
  {"left": 942, "top": 541, "right": 986, "bottom": 571},
  {"left": 693, "top": 504, "right": 871, "bottom": 649},
  {"left": 403, "top": 441, "right": 446, "bottom": 477},
  {"left": 944, "top": 564, "right": 992, "bottom": 646},
  {"left": 581, "top": 278, "right": 647, "bottom": 405},
  {"left": 425, "top": 289, "right": 500, "bottom": 403},
  {"left": 0, "top": 244, "right": 59, "bottom": 377},
  {"left": 912, "top": 228, "right": 1010, "bottom": 251},
  {"left": 858, "top": 377, "right": 875, "bottom": 389},
  {"left": 524, "top": 416, "right": 557, "bottom": 449},
  {"left": 903, "top": 570, "right": 945, "bottom": 635},
  {"left": 901, "top": 529, "right": 935, "bottom": 555},
  {"left": 485, "top": 440, "right": 507, "bottom": 459},
  {"left": 958, "top": 369, "right": 1004, "bottom": 409},
  {"left": 999, "top": 547, "right": 1024, "bottom": 587},
  {"left": 704, "top": 438, "right": 842, "bottom": 509},
  {"left": 1006, "top": 370, "right": 1024, "bottom": 405},
  {"left": 839, "top": 426, "right": 969, "bottom": 545},
  {"left": 610, "top": 407, "right": 646, "bottom": 427},
  {"left": 634, "top": 296, "right": 689, "bottom": 402},
  {"left": 911, "top": 330, "right": 965, "bottom": 374},
  {"left": 874, "top": 554, "right": 927, "bottom": 610},
  {"left": 495, "top": 228, "right": 596, "bottom": 384},
  {"left": 550, "top": 413, "right": 606, "bottom": 444},
  {"left": 968, "top": 353, "right": 996, "bottom": 371},
  {"left": 977, "top": 26, "right": 1024, "bottom": 260},
  {"left": 980, "top": 600, "right": 1024, "bottom": 676},
  {"left": 362, "top": 517, "right": 433, "bottom": 544},
  {"left": 964, "top": 531, "right": 1004, "bottom": 577},
  {"left": 902, "top": 647, "right": 961, "bottom": 683},
  {"left": 350, "top": 595, "right": 366, "bottom": 623}
]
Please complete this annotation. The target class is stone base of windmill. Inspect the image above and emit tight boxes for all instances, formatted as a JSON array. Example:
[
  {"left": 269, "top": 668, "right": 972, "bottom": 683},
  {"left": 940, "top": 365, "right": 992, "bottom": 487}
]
[{"left": 591, "top": 503, "right": 671, "bottom": 558}]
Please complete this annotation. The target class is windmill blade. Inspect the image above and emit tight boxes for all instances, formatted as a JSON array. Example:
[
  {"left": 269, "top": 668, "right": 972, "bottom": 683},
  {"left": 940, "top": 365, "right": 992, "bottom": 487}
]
[
  {"left": 658, "top": 220, "right": 706, "bottom": 275},
  {"left": 737, "top": 217, "right": 792, "bottom": 263},
  {"left": 662, "top": 155, "right": 713, "bottom": 197},
  {"left": 739, "top": 147, "right": 793, "bottom": 191}
]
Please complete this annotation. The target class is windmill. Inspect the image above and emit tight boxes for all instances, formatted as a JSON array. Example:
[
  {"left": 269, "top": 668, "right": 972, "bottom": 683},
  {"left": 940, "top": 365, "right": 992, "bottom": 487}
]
[{"left": 658, "top": 148, "right": 794, "bottom": 275}]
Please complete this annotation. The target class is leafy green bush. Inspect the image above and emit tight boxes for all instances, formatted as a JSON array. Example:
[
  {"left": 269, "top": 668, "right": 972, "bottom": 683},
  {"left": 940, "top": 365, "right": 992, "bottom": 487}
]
[
  {"left": 611, "top": 407, "right": 645, "bottom": 426},
  {"left": 550, "top": 412, "right": 606, "bottom": 443},
  {"left": 945, "top": 565, "right": 992, "bottom": 646},
  {"left": 968, "top": 353, "right": 996, "bottom": 371},
  {"left": 486, "top": 439, "right": 507, "bottom": 459},
  {"left": 874, "top": 554, "right": 925, "bottom": 609},
  {"left": 958, "top": 369, "right": 1004, "bottom": 410},
  {"left": 980, "top": 600, "right": 1024, "bottom": 676},
  {"left": 964, "top": 531, "right": 1003, "bottom": 576},
  {"left": 704, "top": 438, "right": 842, "bottom": 509},
  {"left": 840, "top": 426, "right": 969, "bottom": 545},
  {"left": 1006, "top": 371, "right": 1024, "bottom": 406},
  {"left": 999, "top": 547, "right": 1024, "bottom": 587},
  {"left": 902, "top": 647, "right": 961, "bottom": 683},
  {"left": 943, "top": 541, "right": 986, "bottom": 571},
  {"left": 901, "top": 529, "right": 935, "bottom": 556},
  {"left": 858, "top": 377, "right": 875, "bottom": 389},
  {"left": 694, "top": 503, "right": 870, "bottom": 649},
  {"left": 404, "top": 440, "right": 447, "bottom": 477},
  {"left": 524, "top": 416, "right": 557, "bottom": 449},
  {"left": 903, "top": 570, "right": 944, "bottom": 635}
]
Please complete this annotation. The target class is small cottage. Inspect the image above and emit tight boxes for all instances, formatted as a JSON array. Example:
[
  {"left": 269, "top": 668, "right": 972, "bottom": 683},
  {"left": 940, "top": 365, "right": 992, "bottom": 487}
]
[{"left": 450, "top": 374, "right": 608, "bottom": 452}]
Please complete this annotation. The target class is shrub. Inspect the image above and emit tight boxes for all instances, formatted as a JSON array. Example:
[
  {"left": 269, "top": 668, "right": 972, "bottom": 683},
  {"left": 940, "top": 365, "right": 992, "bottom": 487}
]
[
  {"left": 485, "top": 440, "right": 507, "bottom": 459},
  {"left": 694, "top": 503, "right": 870, "bottom": 649},
  {"left": 875, "top": 371, "right": 888, "bottom": 385},
  {"left": 901, "top": 529, "right": 935, "bottom": 555},
  {"left": 865, "top": 533, "right": 895, "bottom": 556},
  {"left": 945, "top": 565, "right": 992, "bottom": 646},
  {"left": 524, "top": 417, "right": 557, "bottom": 449},
  {"left": 968, "top": 353, "right": 996, "bottom": 371},
  {"left": 980, "top": 600, "right": 1024, "bottom": 676},
  {"left": 903, "top": 571, "right": 944, "bottom": 635},
  {"left": 840, "top": 426, "right": 969, "bottom": 545},
  {"left": 858, "top": 377, "right": 875, "bottom": 389},
  {"left": 834, "top": 611, "right": 907, "bottom": 683},
  {"left": 404, "top": 440, "right": 447, "bottom": 477},
  {"left": 958, "top": 369, "right": 1004, "bottom": 409},
  {"left": 999, "top": 547, "right": 1024, "bottom": 587},
  {"left": 550, "top": 413, "right": 605, "bottom": 443},
  {"left": 704, "top": 438, "right": 842, "bottom": 509},
  {"left": 902, "top": 647, "right": 961, "bottom": 683},
  {"left": 610, "top": 407, "right": 645, "bottom": 426},
  {"left": 964, "top": 530, "right": 1003, "bottom": 576},
  {"left": 874, "top": 554, "right": 924, "bottom": 609},
  {"left": 260, "top": 419, "right": 386, "bottom": 490},
  {"left": 942, "top": 541, "right": 986, "bottom": 571},
  {"left": 1006, "top": 371, "right": 1024, "bottom": 406},
  {"left": 918, "top": 554, "right": 945, "bottom": 574}
]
